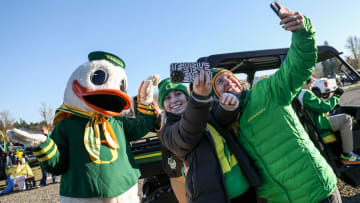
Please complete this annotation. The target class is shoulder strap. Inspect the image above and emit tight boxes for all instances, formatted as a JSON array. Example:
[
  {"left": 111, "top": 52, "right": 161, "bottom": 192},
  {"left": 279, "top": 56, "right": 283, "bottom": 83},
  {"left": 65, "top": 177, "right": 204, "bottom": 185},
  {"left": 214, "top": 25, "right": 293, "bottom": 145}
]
[
  {"left": 208, "top": 114, "right": 262, "bottom": 188},
  {"left": 297, "top": 90, "right": 306, "bottom": 107}
]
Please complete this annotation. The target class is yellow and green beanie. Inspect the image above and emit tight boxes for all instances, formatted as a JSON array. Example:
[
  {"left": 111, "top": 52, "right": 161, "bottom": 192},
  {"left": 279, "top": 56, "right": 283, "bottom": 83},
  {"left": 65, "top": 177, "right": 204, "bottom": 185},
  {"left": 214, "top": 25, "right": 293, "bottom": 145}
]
[
  {"left": 212, "top": 68, "right": 240, "bottom": 98},
  {"left": 158, "top": 78, "right": 189, "bottom": 108}
]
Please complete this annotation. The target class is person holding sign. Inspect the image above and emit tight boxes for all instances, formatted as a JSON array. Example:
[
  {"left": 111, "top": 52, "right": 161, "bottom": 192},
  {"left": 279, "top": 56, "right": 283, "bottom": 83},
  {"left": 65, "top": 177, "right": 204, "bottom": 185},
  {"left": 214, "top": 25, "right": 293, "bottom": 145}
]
[
  {"left": 210, "top": 5, "right": 341, "bottom": 203},
  {"left": 158, "top": 70, "right": 260, "bottom": 203}
]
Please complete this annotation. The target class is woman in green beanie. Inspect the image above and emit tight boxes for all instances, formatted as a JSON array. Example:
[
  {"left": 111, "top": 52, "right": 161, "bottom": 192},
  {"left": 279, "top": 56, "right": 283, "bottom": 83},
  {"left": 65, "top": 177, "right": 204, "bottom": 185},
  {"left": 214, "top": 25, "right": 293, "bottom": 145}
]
[
  {"left": 157, "top": 77, "right": 190, "bottom": 203},
  {"left": 158, "top": 70, "right": 258, "bottom": 203}
]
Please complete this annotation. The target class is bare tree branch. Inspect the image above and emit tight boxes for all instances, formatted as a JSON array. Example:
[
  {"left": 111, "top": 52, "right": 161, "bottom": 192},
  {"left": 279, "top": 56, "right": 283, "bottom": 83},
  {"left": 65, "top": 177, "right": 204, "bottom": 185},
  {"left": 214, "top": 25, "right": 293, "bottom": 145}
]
[
  {"left": 0, "top": 111, "right": 14, "bottom": 140},
  {"left": 39, "top": 102, "right": 54, "bottom": 129},
  {"left": 345, "top": 36, "right": 360, "bottom": 69}
]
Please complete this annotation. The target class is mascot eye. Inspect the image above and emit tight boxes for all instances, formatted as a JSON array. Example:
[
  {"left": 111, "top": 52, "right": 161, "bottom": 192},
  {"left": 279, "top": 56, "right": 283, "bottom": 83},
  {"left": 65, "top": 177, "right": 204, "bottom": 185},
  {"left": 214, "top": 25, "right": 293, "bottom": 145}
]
[
  {"left": 91, "top": 69, "right": 108, "bottom": 85},
  {"left": 120, "top": 79, "right": 126, "bottom": 92}
]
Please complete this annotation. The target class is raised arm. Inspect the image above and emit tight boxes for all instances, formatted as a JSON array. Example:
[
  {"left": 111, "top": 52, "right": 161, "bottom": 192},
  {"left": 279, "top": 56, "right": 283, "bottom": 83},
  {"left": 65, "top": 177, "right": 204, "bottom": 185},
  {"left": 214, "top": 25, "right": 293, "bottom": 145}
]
[
  {"left": 159, "top": 70, "right": 212, "bottom": 159},
  {"left": 121, "top": 74, "right": 161, "bottom": 141},
  {"left": 6, "top": 126, "right": 69, "bottom": 175},
  {"left": 267, "top": 10, "right": 317, "bottom": 105},
  {"left": 300, "top": 90, "right": 339, "bottom": 113},
  {"left": 32, "top": 126, "right": 69, "bottom": 175}
]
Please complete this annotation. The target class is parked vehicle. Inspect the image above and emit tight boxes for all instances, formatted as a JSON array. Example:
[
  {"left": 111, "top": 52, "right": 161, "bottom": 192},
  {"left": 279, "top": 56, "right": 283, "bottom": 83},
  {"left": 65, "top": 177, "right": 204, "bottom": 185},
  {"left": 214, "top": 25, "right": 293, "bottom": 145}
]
[
  {"left": 0, "top": 142, "right": 39, "bottom": 181},
  {"left": 131, "top": 135, "right": 177, "bottom": 203},
  {"left": 131, "top": 45, "right": 360, "bottom": 202}
]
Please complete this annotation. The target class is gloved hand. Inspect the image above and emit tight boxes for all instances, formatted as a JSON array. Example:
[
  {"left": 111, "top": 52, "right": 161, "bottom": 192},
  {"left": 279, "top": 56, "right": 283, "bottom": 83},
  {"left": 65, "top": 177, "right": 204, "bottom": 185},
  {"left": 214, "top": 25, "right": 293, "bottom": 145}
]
[
  {"left": 334, "top": 88, "right": 344, "bottom": 97},
  {"left": 219, "top": 92, "right": 239, "bottom": 111},
  {"left": 138, "top": 74, "right": 161, "bottom": 105},
  {"left": 6, "top": 128, "right": 47, "bottom": 148}
]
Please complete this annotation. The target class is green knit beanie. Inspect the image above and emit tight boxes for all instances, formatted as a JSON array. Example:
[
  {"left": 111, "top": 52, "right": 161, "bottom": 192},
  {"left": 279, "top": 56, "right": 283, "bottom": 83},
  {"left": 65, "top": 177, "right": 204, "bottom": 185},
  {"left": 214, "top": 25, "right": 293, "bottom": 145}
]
[{"left": 158, "top": 78, "right": 189, "bottom": 108}]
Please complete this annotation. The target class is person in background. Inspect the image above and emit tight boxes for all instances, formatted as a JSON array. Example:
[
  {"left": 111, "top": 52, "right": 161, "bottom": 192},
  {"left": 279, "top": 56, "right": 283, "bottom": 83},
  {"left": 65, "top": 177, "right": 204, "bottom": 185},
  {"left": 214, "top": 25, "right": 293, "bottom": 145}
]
[
  {"left": 14, "top": 148, "right": 23, "bottom": 164},
  {"left": 211, "top": 7, "right": 341, "bottom": 203},
  {"left": 39, "top": 126, "right": 58, "bottom": 186},
  {"left": 0, "top": 174, "right": 15, "bottom": 195},
  {"left": 298, "top": 77, "right": 360, "bottom": 164}
]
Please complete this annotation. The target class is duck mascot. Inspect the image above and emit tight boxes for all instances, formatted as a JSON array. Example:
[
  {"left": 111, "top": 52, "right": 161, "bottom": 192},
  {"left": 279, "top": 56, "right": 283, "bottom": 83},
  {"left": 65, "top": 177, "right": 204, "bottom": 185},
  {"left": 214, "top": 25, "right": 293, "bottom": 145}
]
[{"left": 7, "top": 51, "right": 160, "bottom": 203}]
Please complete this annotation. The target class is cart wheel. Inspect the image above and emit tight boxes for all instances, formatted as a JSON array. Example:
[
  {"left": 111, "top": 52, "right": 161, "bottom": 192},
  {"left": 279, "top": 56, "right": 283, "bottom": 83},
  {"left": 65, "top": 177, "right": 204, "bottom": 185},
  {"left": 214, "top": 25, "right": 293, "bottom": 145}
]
[{"left": 25, "top": 177, "right": 36, "bottom": 190}]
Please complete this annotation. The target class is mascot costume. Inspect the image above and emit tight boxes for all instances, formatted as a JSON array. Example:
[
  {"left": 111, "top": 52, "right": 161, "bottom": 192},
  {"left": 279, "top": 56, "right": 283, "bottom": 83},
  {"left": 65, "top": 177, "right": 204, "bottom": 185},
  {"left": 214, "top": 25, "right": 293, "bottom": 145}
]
[{"left": 7, "top": 51, "right": 160, "bottom": 202}]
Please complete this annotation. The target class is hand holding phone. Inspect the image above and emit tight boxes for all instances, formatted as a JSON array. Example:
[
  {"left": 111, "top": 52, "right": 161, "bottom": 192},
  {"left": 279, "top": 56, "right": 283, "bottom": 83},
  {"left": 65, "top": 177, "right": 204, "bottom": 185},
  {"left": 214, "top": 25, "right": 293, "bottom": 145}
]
[
  {"left": 271, "top": 1, "right": 304, "bottom": 32},
  {"left": 193, "top": 69, "right": 212, "bottom": 97},
  {"left": 270, "top": 1, "right": 285, "bottom": 18},
  {"left": 170, "top": 62, "right": 211, "bottom": 83}
]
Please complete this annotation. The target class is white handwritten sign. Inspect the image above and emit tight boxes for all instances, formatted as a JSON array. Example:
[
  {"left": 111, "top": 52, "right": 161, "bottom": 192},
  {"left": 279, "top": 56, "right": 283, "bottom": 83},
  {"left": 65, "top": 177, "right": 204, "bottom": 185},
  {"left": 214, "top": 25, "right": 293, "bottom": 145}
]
[{"left": 170, "top": 62, "right": 211, "bottom": 83}]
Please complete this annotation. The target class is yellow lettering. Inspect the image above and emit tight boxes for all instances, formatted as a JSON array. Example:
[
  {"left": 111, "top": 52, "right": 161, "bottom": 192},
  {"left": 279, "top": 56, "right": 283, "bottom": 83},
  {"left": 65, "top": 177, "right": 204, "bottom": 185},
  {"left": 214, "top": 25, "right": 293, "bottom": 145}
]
[
  {"left": 248, "top": 108, "right": 265, "bottom": 123},
  {"left": 106, "top": 55, "right": 124, "bottom": 67}
]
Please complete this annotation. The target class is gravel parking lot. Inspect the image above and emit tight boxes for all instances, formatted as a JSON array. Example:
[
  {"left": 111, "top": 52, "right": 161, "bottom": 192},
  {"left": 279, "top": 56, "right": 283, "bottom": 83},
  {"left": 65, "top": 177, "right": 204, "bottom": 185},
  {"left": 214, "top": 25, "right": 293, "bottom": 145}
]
[
  {"left": 339, "top": 84, "right": 360, "bottom": 105},
  {"left": 0, "top": 178, "right": 359, "bottom": 203}
]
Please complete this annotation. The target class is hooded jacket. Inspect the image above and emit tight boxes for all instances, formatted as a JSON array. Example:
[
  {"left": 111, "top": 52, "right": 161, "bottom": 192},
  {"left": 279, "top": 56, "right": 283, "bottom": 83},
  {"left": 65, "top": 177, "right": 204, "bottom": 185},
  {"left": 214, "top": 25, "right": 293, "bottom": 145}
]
[{"left": 214, "top": 16, "right": 336, "bottom": 203}]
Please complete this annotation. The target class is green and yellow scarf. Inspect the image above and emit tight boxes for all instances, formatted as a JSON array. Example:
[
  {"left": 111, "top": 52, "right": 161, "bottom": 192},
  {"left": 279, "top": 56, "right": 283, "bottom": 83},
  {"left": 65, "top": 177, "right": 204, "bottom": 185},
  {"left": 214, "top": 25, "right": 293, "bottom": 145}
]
[{"left": 54, "top": 103, "right": 119, "bottom": 164}]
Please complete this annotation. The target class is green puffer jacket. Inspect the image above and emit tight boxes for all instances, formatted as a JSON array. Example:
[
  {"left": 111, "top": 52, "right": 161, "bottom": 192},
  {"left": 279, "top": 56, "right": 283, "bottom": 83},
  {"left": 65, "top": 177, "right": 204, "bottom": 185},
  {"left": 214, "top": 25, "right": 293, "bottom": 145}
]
[
  {"left": 235, "top": 17, "right": 336, "bottom": 202},
  {"left": 297, "top": 89, "right": 340, "bottom": 138}
]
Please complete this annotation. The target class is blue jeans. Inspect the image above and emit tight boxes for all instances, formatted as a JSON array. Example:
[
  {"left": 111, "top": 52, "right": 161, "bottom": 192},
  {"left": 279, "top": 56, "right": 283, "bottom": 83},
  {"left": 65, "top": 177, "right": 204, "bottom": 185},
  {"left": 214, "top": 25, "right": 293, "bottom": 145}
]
[
  {"left": 319, "top": 187, "right": 342, "bottom": 203},
  {"left": 40, "top": 165, "right": 47, "bottom": 185},
  {"left": 52, "top": 174, "right": 58, "bottom": 183},
  {"left": 40, "top": 165, "right": 58, "bottom": 184}
]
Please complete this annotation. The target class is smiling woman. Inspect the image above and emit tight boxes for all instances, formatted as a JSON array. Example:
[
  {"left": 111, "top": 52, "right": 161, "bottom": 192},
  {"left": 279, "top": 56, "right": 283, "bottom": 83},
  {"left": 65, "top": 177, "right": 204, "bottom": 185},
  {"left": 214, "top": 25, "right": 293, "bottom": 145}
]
[
  {"left": 156, "top": 78, "right": 190, "bottom": 203},
  {"left": 163, "top": 91, "right": 188, "bottom": 115},
  {"left": 158, "top": 78, "right": 190, "bottom": 112}
]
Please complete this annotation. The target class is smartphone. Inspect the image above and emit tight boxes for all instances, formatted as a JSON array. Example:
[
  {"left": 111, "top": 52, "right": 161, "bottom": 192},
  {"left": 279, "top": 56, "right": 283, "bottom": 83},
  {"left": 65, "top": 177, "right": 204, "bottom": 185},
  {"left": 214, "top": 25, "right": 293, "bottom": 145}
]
[
  {"left": 170, "top": 62, "right": 211, "bottom": 83},
  {"left": 270, "top": 1, "right": 284, "bottom": 18}
]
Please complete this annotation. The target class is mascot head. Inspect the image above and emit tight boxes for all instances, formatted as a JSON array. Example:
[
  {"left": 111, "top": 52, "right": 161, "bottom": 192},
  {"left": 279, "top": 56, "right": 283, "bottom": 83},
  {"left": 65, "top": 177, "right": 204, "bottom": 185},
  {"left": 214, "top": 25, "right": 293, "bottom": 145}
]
[{"left": 63, "top": 51, "right": 131, "bottom": 116}]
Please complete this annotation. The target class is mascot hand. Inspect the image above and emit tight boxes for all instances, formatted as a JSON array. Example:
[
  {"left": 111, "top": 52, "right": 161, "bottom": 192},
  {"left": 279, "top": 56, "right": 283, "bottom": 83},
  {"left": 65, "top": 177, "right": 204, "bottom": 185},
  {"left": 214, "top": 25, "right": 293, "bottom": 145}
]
[
  {"left": 138, "top": 74, "right": 161, "bottom": 105},
  {"left": 6, "top": 128, "right": 47, "bottom": 148},
  {"left": 219, "top": 93, "right": 239, "bottom": 111}
]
